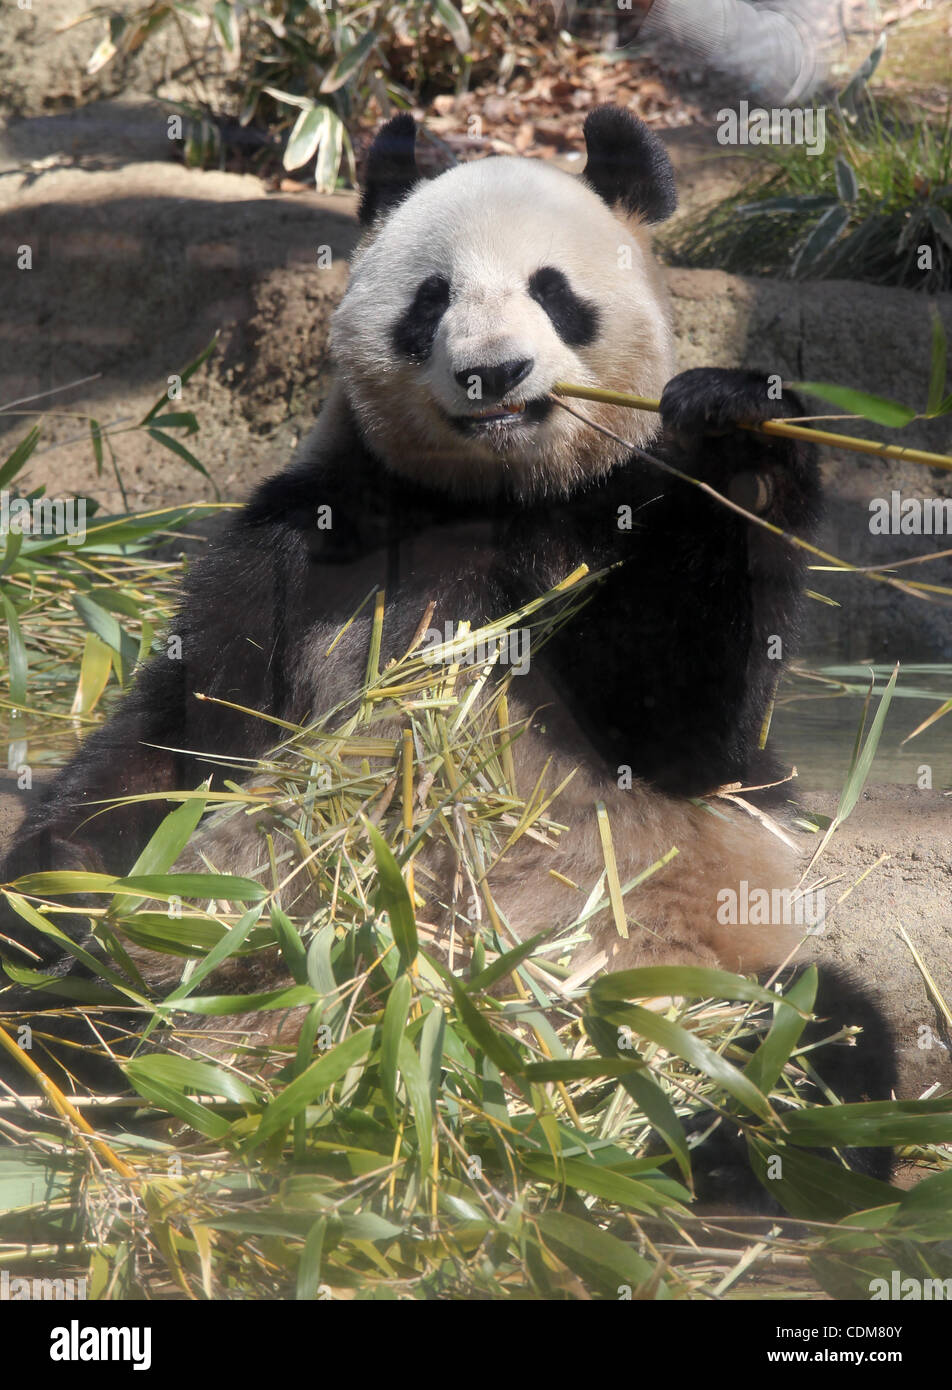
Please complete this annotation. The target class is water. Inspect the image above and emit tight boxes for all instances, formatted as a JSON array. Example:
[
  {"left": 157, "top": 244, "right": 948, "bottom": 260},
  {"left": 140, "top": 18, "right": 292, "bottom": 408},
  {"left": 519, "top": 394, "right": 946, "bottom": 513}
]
[{"left": 768, "top": 664, "right": 952, "bottom": 794}]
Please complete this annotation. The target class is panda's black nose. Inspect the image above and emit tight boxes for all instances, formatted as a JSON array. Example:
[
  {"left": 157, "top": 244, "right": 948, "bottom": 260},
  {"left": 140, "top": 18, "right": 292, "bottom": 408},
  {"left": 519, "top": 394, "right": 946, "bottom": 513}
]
[{"left": 454, "top": 359, "right": 533, "bottom": 401}]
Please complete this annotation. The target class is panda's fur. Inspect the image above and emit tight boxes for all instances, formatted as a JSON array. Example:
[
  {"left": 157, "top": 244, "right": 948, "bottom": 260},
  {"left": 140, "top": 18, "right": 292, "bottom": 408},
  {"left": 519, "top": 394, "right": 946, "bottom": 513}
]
[{"left": 0, "top": 107, "right": 895, "bottom": 1195}]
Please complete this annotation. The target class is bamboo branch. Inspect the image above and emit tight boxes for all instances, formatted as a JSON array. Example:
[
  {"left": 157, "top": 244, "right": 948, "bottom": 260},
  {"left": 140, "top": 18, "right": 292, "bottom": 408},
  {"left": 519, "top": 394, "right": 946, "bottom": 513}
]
[
  {"left": 548, "top": 394, "right": 952, "bottom": 602},
  {"left": 551, "top": 382, "right": 952, "bottom": 472}
]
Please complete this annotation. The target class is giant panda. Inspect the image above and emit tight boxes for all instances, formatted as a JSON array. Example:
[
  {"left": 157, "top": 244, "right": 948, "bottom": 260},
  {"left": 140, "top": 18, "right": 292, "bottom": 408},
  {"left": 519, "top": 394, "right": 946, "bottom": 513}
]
[{"left": 0, "top": 106, "right": 895, "bottom": 1202}]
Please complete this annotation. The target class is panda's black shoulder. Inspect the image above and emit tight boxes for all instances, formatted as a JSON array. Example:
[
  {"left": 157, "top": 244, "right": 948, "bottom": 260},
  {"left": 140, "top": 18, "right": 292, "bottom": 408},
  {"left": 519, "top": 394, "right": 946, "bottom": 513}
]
[
  {"left": 232, "top": 439, "right": 470, "bottom": 567},
  {"left": 231, "top": 445, "right": 388, "bottom": 565},
  {"left": 241, "top": 452, "right": 369, "bottom": 530}
]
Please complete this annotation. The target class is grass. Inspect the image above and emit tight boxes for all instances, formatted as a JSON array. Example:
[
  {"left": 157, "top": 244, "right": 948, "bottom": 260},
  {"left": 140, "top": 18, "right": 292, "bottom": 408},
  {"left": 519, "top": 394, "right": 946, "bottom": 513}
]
[{"left": 664, "top": 95, "right": 952, "bottom": 292}]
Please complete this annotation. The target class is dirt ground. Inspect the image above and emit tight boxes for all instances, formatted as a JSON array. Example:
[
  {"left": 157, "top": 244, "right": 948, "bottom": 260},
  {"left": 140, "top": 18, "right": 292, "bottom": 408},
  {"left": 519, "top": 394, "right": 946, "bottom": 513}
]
[
  {"left": 794, "top": 784, "right": 952, "bottom": 1095},
  {"left": 1, "top": 9, "right": 950, "bottom": 1100}
]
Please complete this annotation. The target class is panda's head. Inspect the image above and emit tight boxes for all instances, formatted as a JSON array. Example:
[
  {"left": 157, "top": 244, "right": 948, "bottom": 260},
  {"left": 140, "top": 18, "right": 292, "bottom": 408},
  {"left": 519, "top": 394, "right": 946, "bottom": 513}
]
[{"left": 332, "top": 106, "right": 677, "bottom": 500}]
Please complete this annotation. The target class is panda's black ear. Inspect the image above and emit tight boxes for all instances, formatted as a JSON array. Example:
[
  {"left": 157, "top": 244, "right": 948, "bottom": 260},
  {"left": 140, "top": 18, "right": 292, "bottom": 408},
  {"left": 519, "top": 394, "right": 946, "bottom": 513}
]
[
  {"left": 359, "top": 114, "right": 421, "bottom": 227},
  {"left": 582, "top": 105, "right": 677, "bottom": 224}
]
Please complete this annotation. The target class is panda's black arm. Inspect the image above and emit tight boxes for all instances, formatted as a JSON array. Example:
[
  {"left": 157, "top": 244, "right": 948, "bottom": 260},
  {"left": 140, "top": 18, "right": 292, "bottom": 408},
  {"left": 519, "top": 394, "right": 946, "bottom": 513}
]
[
  {"left": 525, "top": 369, "right": 821, "bottom": 797},
  {"left": 656, "top": 368, "right": 822, "bottom": 536},
  {"left": 652, "top": 368, "right": 822, "bottom": 789}
]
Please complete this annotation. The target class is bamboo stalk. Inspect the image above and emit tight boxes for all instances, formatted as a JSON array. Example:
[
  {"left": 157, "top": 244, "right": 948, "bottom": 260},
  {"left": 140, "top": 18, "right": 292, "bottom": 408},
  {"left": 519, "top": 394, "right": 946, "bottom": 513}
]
[
  {"left": 0, "top": 1023, "right": 135, "bottom": 1178},
  {"left": 551, "top": 381, "right": 952, "bottom": 472}
]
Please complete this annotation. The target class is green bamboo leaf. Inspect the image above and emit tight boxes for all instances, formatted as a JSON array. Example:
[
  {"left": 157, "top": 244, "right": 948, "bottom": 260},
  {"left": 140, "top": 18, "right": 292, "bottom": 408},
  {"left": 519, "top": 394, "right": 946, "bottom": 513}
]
[
  {"left": 319, "top": 28, "right": 378, "bottom": 93},
  {"left": 89, "top": 417, "right": 104, "bottom": 474},
  {"left": 615, "top": 1069, "right": 692, "bottom": 1188},
  {"left": 0, "top": 426, "right": 41, "bottom": 488},
  {"left": 432, "top": 0, "right": 470, "bottom": 53},
  {"left": 1, "top": 594, "right": 28, "bottom": 706},
  {"left": 595, "top": 1003, "right": 773, "bottom": 1119},
  {"left": 537, "top": 1210, "right": 661, "bottom": 1293},
  {"left": 262, "top": 86, "right": 313, "bottom": 111},
  {"left": 306, "top": 923, "right": 337, "bottom": 997},
  {"left": 3, "top": 892, "right": 148, "bottom": 1001},
  {"left": 212, "top": 0, "right": 239, "bottom": 52},
  {"left": 467, "top": 930, "right": 549, "bottom": 992},
  {"left": 204, "top": 1211, "right": 315, "bottom": 1239},
  {"left": 250, "top": 1027, "right": 374, "bottom": 1145},
  {"left": 115, "top": 913, "right": 248, "bottom": 957},
  {"left": 124, "top": 1053, "right": 256, "bottom": 1104},
  {"left": 418, "top": 1003, "right": 445, "bottom": 1106},
  {"left": 124, "top": 1064, "right": 232, "bottom": 1139},
  {"left": 109, "top": 798, "right": 208, "bottom": 919},
  {"left": 159, "top": 984, "right": 318, "bottom": 1015},
  {"left": 523, "top": 1156, "right": 689, "bottom": 1214},
  {"left": 836, "top": 663, "right": 897, "bottom": 823},
  {"left": 146, "top": 427, "right": 210, "bottom": 479},
  {"left": 790, "top": 382, "right": 916, "bottom": 428},
  {"left": 72, "top": 593, "right": 138, "bottom": 683},
  {"left": 296, "top": 1217, "right": 327, "bottom": 1300},
  {"left": 524, "top": 1057, "right": 649, "bottom": 1082},
  {"left": 397, "top": 1035, "right": 433, "bottom": 1166},
  {"left": 146, "top": 411, "right": 199, "bottom": 435},
  {"left": 743, "top": 965, "right": 817, "bottom": 1095},
  {"left": 8, "top": 871, "right": 117, "bottom": 896},
  {"left": 85, "top": 588, "right": 144, "bottom": 620},
  {"left": 271, "top": 905, "right": 309, "bottom": 984},
  {"left": 112, "top": 872, "right": 266, "bottom": 902},
  {"left": 363, "top": 816, "right": 417, "bottom": 968},
  {"left": 314, "top": 108, "right": 344, "bottom": 194},
  {"left": 72, "top": 631, "right": 113, "bottom": 715},
  {"left": 448, "top": 974, "right": 524, "bottom": 1076},
  {"left": 380, "top": 973, "right": 412, "bottom": 1124},
  {"left": 792, "top": 204, "right": 850, "bottom": 273},
  {"left": 591, "top": 964, "right": 781, "bottom": 1008},
  {"left": 1, "top": 961, "right": 129, "bottom": 1003},
  {"left": 889, "top": 1168, "right": 952, "bottom": 1233},
  {"left": 782, "top": 1099, "right": 952, "bottom": 1148},
  {"left": 834, "top": 155, "right": 859, "bottom": 204},
  {"left": 129, "top": 801, "right": 207, "bottom": 877},
  {"left": 163, "top": 903, "right": 264, "bottom": 1003},
  {"left": 746, "top": 1133, "right": 898, "bottom": 1222},
  {"left": 0, "top": 527, "right": 22, "bottom": 576},
  {"left": 337, "top": 1212, "right": 404, "bottom": 1242},
  {"left": 0, "top": 1150, "right": 80, "bottom": 1212},
  {"left": 284, "top": 104, "right": 326, "bottom": 172}
]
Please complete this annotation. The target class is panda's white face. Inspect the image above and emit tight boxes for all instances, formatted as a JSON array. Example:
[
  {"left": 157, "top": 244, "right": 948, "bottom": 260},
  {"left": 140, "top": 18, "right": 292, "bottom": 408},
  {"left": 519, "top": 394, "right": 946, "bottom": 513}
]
[{"left": 332, "top": 155, "right": 675, "bottom": 499}]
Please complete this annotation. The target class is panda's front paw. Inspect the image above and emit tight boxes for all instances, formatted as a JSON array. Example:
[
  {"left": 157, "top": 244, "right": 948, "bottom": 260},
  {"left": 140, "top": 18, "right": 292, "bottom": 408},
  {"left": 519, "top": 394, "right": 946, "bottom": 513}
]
[{"left": 660, "top": 367, "right": 787, "bottom": 440}]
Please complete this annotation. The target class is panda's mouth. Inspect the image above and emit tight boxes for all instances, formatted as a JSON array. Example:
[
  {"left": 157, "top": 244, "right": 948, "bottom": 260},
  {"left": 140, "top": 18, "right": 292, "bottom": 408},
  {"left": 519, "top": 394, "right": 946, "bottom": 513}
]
[{"left": 449, "top": 398, "right": 552, "bottom": 435}]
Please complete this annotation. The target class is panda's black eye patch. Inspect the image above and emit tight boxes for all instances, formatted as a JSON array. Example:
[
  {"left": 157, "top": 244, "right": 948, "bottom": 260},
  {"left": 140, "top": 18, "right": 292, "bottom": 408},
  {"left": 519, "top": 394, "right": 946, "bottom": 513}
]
[
  {"left": 528, "top": 266, "right": 599, "bottom": 347},
  {"left": 392, "top": 274, "right": 451, "bottom": 361}
]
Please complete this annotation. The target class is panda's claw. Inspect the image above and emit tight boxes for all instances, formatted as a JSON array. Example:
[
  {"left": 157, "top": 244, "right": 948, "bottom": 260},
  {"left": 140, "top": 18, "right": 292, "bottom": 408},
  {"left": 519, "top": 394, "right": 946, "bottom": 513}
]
[{"left": 659, "top": 367, "right": 796, "bottom": 439}]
